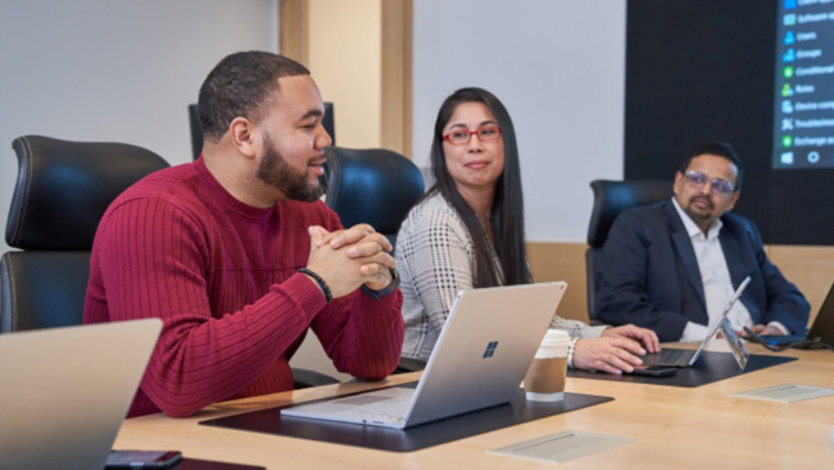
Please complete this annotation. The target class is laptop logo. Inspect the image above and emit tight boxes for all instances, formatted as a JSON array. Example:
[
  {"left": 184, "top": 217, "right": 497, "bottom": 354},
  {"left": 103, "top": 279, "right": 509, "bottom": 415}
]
[{"left": 483, "top": 341, "right": 499, "bottom": 358}]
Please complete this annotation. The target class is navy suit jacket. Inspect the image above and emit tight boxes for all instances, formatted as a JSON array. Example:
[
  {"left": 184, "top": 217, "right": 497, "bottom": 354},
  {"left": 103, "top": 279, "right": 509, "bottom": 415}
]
[{"left": 594, "top": 201, "right": 810, "bottom": 342}]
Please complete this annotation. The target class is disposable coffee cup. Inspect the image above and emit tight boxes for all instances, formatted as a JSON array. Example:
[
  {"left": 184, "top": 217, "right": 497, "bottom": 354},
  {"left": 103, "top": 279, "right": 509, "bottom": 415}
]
[{"left": 523, "top": 329, "right": 570, "bottom": 401}]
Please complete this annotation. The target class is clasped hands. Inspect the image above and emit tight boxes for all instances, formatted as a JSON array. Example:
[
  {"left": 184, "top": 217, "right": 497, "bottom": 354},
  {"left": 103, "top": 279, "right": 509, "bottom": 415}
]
[{"left": 305, "top": 223, "right": 396, "bottom": 299}]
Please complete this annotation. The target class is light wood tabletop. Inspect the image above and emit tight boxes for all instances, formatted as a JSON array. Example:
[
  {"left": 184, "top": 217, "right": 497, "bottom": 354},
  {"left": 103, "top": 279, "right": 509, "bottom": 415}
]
[{"left": 113, "top": 344, "right": 834, "bottom": 469}]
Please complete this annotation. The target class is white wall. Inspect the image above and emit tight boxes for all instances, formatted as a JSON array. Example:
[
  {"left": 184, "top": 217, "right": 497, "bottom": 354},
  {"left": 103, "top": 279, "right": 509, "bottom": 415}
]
[
  {"left": 0, "top": 0, "right": 278, "bottom": 253},
  {"left": 412, "top": 0, "right": 626, "bottom": 242}
]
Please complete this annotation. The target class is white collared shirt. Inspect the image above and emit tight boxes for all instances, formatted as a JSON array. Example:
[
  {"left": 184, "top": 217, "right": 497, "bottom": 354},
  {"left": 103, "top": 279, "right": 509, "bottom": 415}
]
[{"left": 671, "top": 198, "right": 759, "bottom": 341}]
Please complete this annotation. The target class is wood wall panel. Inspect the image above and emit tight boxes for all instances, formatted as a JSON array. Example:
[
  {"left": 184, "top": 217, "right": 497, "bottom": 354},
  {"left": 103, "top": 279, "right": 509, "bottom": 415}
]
[
  {"left": 765, "top": 245, "right": 834, "bottom": 325},
  {"left": 279, "top": 0, "right": 308, "bottom": 66},
  {"left": 527, "top": 242, "right": 590, "bottom": 323},
  {"left": 528, "top": 242, "right": 834, "bottom": 328},
  {"left": 380, "top": 0, "right": 412, "bottom": 157}
]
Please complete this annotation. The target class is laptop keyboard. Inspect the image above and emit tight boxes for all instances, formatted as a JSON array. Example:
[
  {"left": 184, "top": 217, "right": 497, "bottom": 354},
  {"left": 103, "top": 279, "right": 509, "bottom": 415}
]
[
  {"left": 332, "top": 395, "right": 411, "bottom": 422},
  {"left": 641, "top": 348, "right": 694, "bottom": 366}
]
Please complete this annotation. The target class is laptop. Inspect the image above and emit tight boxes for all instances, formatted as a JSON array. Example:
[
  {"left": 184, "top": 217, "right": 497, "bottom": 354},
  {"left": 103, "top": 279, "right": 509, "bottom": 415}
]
[
  {"left": 640, "top": 276, "right": 751, "bottom": 368},
  {"left": 0, "top": 318, "right": 162, "bottom": 470},
  {"left": 281, "top": 282, "right": 567, "bottom": 429},
  {"left": 744, "top": 280, "right": 834, "bottom": 349}
]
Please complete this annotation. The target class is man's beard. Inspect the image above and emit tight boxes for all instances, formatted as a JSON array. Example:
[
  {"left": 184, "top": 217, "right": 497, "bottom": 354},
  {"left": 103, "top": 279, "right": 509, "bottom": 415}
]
[
  {"left": 256, "top": 137, "right": 324, "bottom": 203},
  {"left": 684, "top": 195, "right": 715, "bottom": 222}
]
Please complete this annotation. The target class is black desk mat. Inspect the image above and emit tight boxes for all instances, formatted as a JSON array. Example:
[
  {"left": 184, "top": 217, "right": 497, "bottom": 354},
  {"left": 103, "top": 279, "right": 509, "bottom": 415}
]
[
  {"left": 175, "top": 458, "right": 265, "bottom": 469},
  {"left": 200, "top": 388, "right": 612, "bottom": 452},
  {"left": 568, "top": 351, "right": 796, "bottom": 386}
]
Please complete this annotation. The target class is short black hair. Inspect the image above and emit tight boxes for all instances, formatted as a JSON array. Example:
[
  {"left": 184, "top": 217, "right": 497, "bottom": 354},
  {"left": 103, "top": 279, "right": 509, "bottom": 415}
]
[
  {"left": 198, "top": 51, "right": 310, "bottom": 141},
  {"left": 680, "top": 141, "right": 744, "bottom": 192}
]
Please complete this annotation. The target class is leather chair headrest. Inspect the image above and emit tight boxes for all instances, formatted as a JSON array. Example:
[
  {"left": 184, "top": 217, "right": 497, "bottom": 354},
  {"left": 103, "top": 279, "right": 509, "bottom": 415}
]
[
  {"left": 586, "top": 179, "right": 673, "bottom": 247},
  {"left": 6, "top": 135, "right": 169, "bottom": 250},
  {"left": 324, "top": 147, "right": 424, "bottom": 236}
]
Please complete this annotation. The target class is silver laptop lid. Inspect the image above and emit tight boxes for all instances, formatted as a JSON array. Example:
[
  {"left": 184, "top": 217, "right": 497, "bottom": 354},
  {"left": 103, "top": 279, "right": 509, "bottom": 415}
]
[
  {"left": 404, "top": 282, "right": 567, "bottom": 427},
  {"left": 687, "top": 276, "right": 751, "bottom": 366},
  {"left": 0, "top": 319, "right": 162, "bottom": 470}
]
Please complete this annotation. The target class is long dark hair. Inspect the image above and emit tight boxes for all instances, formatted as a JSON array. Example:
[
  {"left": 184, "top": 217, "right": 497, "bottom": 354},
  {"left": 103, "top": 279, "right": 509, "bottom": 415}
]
[{"left": 426, "top": 87, "right": 532, "bottom": 288}]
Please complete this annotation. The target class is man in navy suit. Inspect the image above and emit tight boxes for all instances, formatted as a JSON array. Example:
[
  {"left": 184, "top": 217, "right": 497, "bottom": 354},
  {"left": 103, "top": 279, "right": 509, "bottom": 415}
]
[{"left": 594, "top": 142, "right": 809, "bottom": 342}]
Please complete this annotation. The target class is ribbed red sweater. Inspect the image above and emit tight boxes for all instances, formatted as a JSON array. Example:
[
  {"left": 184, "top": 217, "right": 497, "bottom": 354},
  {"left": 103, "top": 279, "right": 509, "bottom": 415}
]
[{"left": 83, "top": 158, "right": 403, "bottom": 418}]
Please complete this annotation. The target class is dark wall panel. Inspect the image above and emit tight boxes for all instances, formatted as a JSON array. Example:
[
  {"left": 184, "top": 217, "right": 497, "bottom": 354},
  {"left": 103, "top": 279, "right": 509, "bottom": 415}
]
[{"left": 625, "top": 0, "right": 834, "bottom": 244}]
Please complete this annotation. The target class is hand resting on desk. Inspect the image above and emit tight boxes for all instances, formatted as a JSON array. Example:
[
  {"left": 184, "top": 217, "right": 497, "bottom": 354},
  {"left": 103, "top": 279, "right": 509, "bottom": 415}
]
[
  {"left": 739, "top": 324, "right": 784, "bottom": 336},
  {"left": 573, "top": 325, "right": 660, "bottom": 375},
  {"left": 716, "top": 323, "right": 784, "bottom": 339}
]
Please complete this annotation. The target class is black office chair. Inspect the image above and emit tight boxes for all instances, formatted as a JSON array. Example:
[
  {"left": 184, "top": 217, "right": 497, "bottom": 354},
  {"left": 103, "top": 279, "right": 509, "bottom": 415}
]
[
  {"left": 188, "top": 104, "right": 203, "bottom": 160},
  {"left": 1, "top": 135, "right": 170, "bottom": 332},
  {"left": 323, "top": 146, "right": 425, "bottom": 250},
  {"left": 585, "top": 179, "right": 673, "bottom": 322},
  {"left": 323, "top": 146, "right": 426, "bottom": 373},
  {"left": 0, "top": 135, "right": 338, "bottom": 389}
]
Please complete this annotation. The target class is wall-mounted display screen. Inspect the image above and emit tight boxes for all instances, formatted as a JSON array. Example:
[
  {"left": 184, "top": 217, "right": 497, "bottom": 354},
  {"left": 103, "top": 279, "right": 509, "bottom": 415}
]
[
  {"left": 773, "top": 0, "right": 834, "bottom": 169},
  {"left": 626, "top": 0, "right": 834, "bottom": 245}
]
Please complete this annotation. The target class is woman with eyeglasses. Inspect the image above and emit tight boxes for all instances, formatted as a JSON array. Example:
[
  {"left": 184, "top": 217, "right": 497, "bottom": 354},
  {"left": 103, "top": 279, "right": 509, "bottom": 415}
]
[{"left": 395, "top": 87, "right": 660, "bottom": 374}]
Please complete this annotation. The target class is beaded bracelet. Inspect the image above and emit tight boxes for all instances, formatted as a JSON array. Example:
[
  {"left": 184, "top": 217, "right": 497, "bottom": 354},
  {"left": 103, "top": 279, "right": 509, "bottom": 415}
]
[
  {"left": 298, "top": 268, "right": 333, "bottom": 303},
  {"left": 567, "top": 337, "right": 580, "bottom": 369}
]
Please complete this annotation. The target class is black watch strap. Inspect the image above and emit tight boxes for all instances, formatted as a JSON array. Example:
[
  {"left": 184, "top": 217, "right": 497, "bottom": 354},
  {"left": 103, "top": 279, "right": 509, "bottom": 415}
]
[{"left": 361, "top": 267, "right": 400, "bottom": 300}]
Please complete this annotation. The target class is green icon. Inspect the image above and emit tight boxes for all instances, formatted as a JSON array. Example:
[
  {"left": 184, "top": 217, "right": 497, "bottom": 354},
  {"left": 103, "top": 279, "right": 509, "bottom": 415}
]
[
  {"left": 781, "top": 83, "right": 793, "bottom": 97},
  {"left": 783, "top": 66, "right": 794, "bottom": 79},
  {"left": 782, "top": 135, "right": 793, "bottom": 147}
]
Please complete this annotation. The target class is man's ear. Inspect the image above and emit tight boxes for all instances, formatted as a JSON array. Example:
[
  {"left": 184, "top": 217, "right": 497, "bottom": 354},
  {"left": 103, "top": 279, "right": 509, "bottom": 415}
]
[
  {"left": 726, "top": 190, "right": 741, "bottom": 212},
  {"left": 673, "top": 171, "right": 684, "bottom": 195},
  {"left": 228, "top": 117, "right": 259, "bottom": 159}
]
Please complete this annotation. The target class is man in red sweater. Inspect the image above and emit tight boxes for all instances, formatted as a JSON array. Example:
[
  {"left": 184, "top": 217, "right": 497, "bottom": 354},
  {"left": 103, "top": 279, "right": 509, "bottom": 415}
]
[{"left": 83, "top": 51, "right": 404, "bottom": 418}]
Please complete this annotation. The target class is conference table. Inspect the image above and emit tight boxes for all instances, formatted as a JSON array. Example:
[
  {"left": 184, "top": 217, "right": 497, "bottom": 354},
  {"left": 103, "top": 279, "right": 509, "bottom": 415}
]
[{"left": 113, "top": 343, "right": 834, "bottom": 469}]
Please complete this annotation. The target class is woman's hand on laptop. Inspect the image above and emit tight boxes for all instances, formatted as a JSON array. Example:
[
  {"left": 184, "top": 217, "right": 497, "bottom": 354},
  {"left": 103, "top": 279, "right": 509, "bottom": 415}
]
[
  {"left": 573, "top": 337, "right": 646, "bottom": 374},
  {"left": 601, "top": 324, "right": 661, "bottom": 353}
]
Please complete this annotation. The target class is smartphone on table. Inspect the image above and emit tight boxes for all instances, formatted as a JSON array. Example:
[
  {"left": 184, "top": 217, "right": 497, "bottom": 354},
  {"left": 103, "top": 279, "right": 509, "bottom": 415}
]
[{"left": 105, "top": 450, "right": 182, "bottom": 468}]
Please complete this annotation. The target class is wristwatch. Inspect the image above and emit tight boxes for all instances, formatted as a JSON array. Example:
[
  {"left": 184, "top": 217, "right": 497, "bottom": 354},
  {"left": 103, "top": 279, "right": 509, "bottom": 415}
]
[{"left": 361, "top": 267, "right": 400, "bottom": 300}]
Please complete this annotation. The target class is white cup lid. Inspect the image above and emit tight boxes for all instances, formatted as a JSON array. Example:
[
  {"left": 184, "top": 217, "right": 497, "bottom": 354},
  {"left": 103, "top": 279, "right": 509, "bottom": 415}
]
[{"left": 535, "top": 329, "right": 570, "bottom": 358}]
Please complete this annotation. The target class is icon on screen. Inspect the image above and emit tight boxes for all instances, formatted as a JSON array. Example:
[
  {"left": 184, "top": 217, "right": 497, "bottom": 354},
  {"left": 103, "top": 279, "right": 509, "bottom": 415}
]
[
  {"left": 783, "top": 66, "right": 795, "bottom": 79},
  {"left": 782, "top": 100, "right": 794, "bottom": 113},
  {"left": 784, "top": 0, "right": 797, "bottom": 10},
  {"left": 782, "top": 118, "right": 794, "bottom": 131},
  {"left": 808, "top": 151, "right": 820, "bottom": 164},
  {"left": 785, "top": 31, "right": 795, "bottom": 45},
  {"left": 782, "top": 135, "right": 793, "bottom": 148},
  {"left": 782, "top": 83, "right": 794, "bottom": 97},
  {"left": 781, "top": 152, "right": 794, "bottom": 164},
  {"left": 782, "top": 49, "right": 796, "bottom": 62},
  {"left": 784, "top": 14, "right": 796, "bottom": 26}
]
